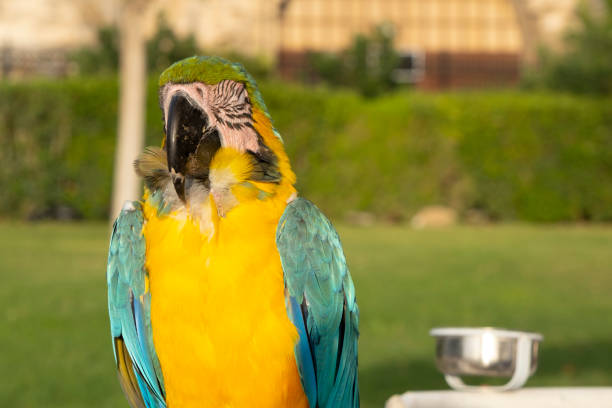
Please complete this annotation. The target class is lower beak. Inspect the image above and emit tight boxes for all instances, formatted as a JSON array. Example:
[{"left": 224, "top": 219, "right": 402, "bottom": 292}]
[{"left": 171, "top": 173, "right": 185, "bottom": 202}]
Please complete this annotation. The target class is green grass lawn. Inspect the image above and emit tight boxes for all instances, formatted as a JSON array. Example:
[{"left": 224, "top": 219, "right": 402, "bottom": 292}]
[{"left": 1, "top": 222, "right": 611, "bottom": 407}]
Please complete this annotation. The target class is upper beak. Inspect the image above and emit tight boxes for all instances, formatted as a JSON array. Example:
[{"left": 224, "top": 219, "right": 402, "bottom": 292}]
[{"left": 165, "top": 93, "right": 208, "bottom": 202}]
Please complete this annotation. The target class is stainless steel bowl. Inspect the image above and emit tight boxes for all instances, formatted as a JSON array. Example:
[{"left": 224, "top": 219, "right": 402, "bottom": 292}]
[{"left": 430, "top": 327, "right": 543, "bottom": 390}]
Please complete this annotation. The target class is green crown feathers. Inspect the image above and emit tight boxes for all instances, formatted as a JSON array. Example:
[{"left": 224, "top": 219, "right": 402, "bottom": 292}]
[{"left": 159, "top": 56, "right": 269, "bottom": 116}]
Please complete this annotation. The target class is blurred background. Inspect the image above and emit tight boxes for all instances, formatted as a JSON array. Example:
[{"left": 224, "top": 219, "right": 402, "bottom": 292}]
[{"left": 1, "top": 0, "right": 611, "bottom": 407}]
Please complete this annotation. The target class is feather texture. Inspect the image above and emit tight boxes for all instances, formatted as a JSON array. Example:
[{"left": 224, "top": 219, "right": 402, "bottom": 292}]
[
  {"left": 108, "top": 55, "right": 357, "bottom": 408},
  {"left": 277, "top": 198, "right": 360, "bottom": 408},
  {"left": 107, "top": 202, "right": 166, "bottom": 408}
]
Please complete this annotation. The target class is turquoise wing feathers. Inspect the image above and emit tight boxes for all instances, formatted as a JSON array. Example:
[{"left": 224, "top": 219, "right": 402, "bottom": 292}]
[
  {"left": 107, "top": 202, "right": 166, "bottom": 408},
  {"left": 277, "top": 198, "right": 360, "bottom": 408}
]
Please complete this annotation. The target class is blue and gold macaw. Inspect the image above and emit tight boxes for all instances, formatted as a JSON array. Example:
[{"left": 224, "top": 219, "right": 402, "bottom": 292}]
[{"left": 107, "top": 56, "right": 359, "bottom": 407}]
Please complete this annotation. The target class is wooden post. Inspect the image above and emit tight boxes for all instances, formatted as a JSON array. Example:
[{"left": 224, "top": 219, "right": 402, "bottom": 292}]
[{"left": 110, "top": 0, "right": 148, "bottom": 222}]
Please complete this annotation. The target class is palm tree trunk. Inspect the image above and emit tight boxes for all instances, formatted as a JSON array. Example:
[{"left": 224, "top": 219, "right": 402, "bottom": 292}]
[{"left": 110, "top": 1, "right": 147, "bottom": 221}]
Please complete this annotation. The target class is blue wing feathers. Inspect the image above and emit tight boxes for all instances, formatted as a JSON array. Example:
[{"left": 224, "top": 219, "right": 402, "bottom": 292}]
[
  {"left": 107, "top": 202, "right": 166, "bottom": 408},
  {"left": 287, "top": 295, "right": 319, "bottom": 406},
  {"left": 277, "top": 198, "right": 359, "bottom": 408},
  {"left": 109, "top": 198, "right": 358, "bottom": 408}
]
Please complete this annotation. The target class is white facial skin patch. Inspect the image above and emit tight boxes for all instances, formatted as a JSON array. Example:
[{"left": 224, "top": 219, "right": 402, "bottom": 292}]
[{"left": 161, "top": 81, "right": 260, "bottom": 153}]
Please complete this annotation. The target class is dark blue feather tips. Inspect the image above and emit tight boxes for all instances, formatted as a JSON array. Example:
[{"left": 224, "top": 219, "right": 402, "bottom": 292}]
[
  {"left": 277, "top": 198, "right": 360, "bottom": 408},
  {"left": 107, "top": 202, "right": 166, "bottom": 408}
]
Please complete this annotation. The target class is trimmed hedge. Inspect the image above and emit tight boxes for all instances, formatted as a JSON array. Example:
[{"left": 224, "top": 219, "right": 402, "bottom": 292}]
[{"left": 1, "top": 77, "right": 611, "bottom": 221}]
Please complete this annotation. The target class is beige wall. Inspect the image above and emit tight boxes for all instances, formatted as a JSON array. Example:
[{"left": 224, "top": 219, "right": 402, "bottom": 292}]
[
  {"left": 522, "top": 0, "right": 590, "bottom": 50},
  {"left": 0, "top": 0, "right": 277, "bottom": 57},
  {"left": 0, "top": 0, "right": 117, "bottom": 49},
  {"left": 281, "top": 0, "right": 523, "bottom": 53},
  {"left": 0, "top": 0, "right": 598, "bottom": 58},
  {"left": 144, "top": 0, "right": 278, "bottom": 58}
]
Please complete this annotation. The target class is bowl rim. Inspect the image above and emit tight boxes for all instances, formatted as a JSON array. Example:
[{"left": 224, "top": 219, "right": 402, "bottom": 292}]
[{"left": 430, "top": 326, "right": 543, "bottom": 341}]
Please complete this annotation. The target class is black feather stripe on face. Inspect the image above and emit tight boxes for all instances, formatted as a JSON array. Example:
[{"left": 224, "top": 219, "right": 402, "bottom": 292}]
[
  {"left": 210, "top": 80, "right": 253, "bottom": 132},
  {"left": 143, "top": 79, "right": 283, "bottom": 214},
  {"left": 207, "top": 79, "right": 281, "bottom": 181}
]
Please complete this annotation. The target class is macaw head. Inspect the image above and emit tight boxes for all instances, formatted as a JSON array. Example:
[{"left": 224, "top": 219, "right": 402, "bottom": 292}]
[{"left": 136, "top": 56, "right": 295, "bottom": 218}]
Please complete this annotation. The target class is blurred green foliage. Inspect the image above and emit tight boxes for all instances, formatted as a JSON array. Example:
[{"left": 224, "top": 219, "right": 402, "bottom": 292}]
[
  {"left": 0, "top": 78, "right": 115, "bottom": 219},
  {"left": 71, "top": 26, "right": 120, "bottom": 76},
  {"left": 72, "top": 14, "right": 198, "bottom": 75},
  {"left": 71, "top": 15, "right": 271, "bottom": 78},
  {"left": 308, "top": 24, "right": 399, "bottom": 97},
  {"left": 146, "top": 15, "right": 200, "bottom": 76},
  {"left": 0, "top": 78, "right": 611, "bottom": 221},
  {"left": 524, "top": 0, "right": 612, "bottom": 95},
  {"left": 71, "top": 15, "right": 199, "bottom": 75}
]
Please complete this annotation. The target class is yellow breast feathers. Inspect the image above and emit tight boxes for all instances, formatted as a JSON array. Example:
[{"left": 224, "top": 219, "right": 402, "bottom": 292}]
[{"left": 141, "top": 148, "right": 307, "bottom": 407}]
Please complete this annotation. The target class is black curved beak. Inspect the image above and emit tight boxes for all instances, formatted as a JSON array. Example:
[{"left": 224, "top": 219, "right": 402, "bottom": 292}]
[{"left": 165, "top": 93, "right": 209, "bottom": 202}]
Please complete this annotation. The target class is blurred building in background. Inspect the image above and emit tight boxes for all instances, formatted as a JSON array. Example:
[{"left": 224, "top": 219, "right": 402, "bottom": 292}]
[
  {"left": 0, "top": 0, "right": 115, "bottom": 77},
  {"left": 276, "top": 0, "right": 605, "bottom": 89},
  {"left": 0, "top": 0, "right": 278, "bottom": 78},
  {"left": 279, "top": 0, "right": 526, "bottom": 88},
  {"left": 0, "top": 0, "right": 603, "bottom": 88}
]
